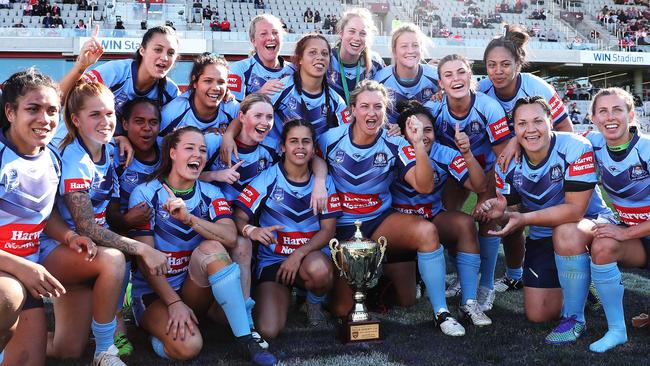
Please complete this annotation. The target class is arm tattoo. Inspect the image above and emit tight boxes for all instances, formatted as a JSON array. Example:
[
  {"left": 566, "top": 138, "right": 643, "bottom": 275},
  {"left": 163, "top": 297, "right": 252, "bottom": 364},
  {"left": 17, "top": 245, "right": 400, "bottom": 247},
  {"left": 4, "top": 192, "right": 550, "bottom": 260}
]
[{"left": 64, "top": 191, "right": 141, "bottom": 255}]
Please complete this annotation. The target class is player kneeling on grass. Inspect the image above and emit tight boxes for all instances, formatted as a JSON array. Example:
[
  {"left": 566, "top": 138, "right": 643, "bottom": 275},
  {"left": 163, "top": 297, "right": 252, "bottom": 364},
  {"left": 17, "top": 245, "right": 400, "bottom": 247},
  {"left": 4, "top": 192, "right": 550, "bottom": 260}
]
[
  {"left": 390, "top": 101, "right": 491, "bottom": 327},
  {"left": 580, "top": 87, "right": 650, "bottom": 352},
  {"left": 474, "top": 96, "right": 613, "bottom": 346},
  {"left": 128, "top": 126, "right": 277, "bottom": 365},
  {"left": 234, "top": 119, "right": 339, "bottom": 337}
]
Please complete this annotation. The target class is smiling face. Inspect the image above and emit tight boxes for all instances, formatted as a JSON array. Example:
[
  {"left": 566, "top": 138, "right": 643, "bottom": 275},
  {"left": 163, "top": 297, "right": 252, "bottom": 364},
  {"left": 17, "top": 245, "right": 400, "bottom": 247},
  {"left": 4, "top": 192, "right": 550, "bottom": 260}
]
[
  {"left": 339, "top": 16, "right": 368, "bottom": 61},
  {"left": 281, "top": 125, "right": 314, "bottom": 168},
  {"left": 592, "top": 94, "right": 634, "bottom": 146},
  {"left": 299, "top": 38, "right": 330, "bottom": 79},
  {"left": 513, "top": 103, "right": 552, "bottom": 159},
  {"left": 251, "top": 18, "right": 282, "bottom": 67},
  {"left": 5, "top": 86, "right": 60, "bottom": 155},
  {"left": 123, "top": 101, "right": 160, "bottom": 153},
  {"left": 439, "top": 59, "right": 472, "bottom": 99},
  {"left": 393, "top": 31, "right": 421, "bottom": 70},
  {"left": 139, "top": 33, "right": 179, "bottom": 80},
  {"left": 239, "top": 101, "right": 274, "bottom": 145},
  {"left": 418, "top": 113, "right": 435, "bottom": 152},
  {"left": 169, "top": 131, "right": 207, "bottom": 182},
  {"left": 351, "top": 90, "right": 386, "bottom": 141},
  {"left": 71, "top": 92, "right": 116, "bottom": 152},
  {"left": 485, "top": 46, "right": 519, "bottom": 93},
  {"left": 192, "top": 64, "right": 228, "bottom": 112}
]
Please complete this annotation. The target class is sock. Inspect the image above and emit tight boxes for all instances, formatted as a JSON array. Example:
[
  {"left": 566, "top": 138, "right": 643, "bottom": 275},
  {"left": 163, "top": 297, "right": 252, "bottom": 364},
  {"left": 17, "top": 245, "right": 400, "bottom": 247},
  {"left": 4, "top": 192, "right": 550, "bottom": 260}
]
[
  {"left": 555, "top": 253, "right": 590, "bottom": 323},
  {"left": 91, "top": 317, "right": 117, "bottom": 356},
  {"left": 208, "top": 263, "right": 250, "bottom": 337},
  {"left": 417, "top": 246, "right": 448, "bottom": 313},
  {"left": 478, "top": 236, "right": 500, "bottom": 289},
  {"left": 245, "top": 297, "right": 255, "bottom": 329},
  {"left": 295, "top": 287, "right": 307, "bottom": 297},
  {"left": 117, "top": 260, "right": 131, "bottom": 311},
  {"left": 0, "top": 349, "right": 4, "bottom": 364},
  {"left": 457, "top": 252, "right": 481, "bottom": 304},
  {"left": 306, "top": 291, "right": 326, "bottom": 305},
  {"left": 150, "top": 336, "right": 171, "bottom": 359},
  {"left": 506, "top": 266, "right": 523, "bottom": 281},
  {"left": 589, "top": 262, "right": 627, "bottom": 353}
]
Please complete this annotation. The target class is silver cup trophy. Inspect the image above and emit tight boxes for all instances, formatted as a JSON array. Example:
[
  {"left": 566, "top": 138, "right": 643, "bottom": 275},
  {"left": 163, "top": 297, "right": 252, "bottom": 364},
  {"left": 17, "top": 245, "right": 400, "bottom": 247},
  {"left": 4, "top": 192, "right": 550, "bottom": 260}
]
[{"left": 329, "top": 220, "right": 387, "bottom": 343}]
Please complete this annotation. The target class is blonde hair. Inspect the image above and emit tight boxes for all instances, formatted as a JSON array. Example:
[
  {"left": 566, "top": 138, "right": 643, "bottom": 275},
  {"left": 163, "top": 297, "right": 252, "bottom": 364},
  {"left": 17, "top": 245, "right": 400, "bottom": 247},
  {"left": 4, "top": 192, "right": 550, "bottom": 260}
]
[
  {"left": 348, "top": 80, "right": 390, "bottom": 126},
  {"left": 61, "top": 80, "right": 115, "bottom": 150},
  {"left": 336, "top": 8, "right": 377, "bottom": 78},
  {"left": 248, "top": 14, "right": 285, "bottom": 54},
  {"left": 390, "top": 22, "right": 431, "bottom": 64}
]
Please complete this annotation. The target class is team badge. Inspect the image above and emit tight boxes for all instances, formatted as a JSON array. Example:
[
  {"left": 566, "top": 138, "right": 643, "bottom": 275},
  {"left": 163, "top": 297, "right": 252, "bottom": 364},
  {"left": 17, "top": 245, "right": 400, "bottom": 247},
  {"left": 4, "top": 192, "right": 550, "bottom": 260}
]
[
  {"left": 251, "top": 77, "right": 262, "bottom": 89},
  {"left": 258, "top": 158, "right": 267, "bottom": 172},
  {"left": 335, "top": 150, "right": 345, "bottom": 164},
  {"left": 115, "top": 93, "right": 128, "bottom": 110},
  {"left": 158, "top": 203, "right": 170, "bottom": 220},
  {"left": 125, "top": 171, "right": 138, "bottom": 183},
  {"left": 441, "top": 121, "right": 448, "bottom": 133},
  {"left": 630, "top": 165, "right": 649, "bottom": 180},
  {"left": 470, "top": 121, "right": 481, "bottom": 134},
  {"left": 373, "top": 152, "right": 388, "bottom": 167},
  {"left": 329, "top": 70, "right": 339, "bottom": 84},
  {"left": 513, "top": 170, "right": 523, "bottom": 188},
  {"left": 387, "top": 88, "right": 396, "bottom": 102},
  {"left": 91, "top": 174, "right": 103, "bottom": 190},
  {"left": 5, "top": 168, "right": 18, "bottom": 192},
  {"left": 272, "top": 187, "right": 284, "bottom": 201},
  {"left": 422, "top": 88, "right": 433, "bottom": 100},
  {"left": 550, "top": 165, "right": 563, "bottom": 182},
  {"left": 288, "top": 97, "right": 298, "bottom": 111},
  {"left": 432, "top": 170, "right": 439, "bottom": 184}
]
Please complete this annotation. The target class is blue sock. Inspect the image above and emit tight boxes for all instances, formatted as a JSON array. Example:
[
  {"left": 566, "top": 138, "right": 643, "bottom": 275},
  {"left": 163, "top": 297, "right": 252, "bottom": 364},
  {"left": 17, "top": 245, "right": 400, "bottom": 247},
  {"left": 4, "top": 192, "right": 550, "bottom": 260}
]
[
  {"left": 478, "top": 236, "right": 500, "bottom": 289},
  {"left": 457, "top": 252, "right": 480, "bottom": 304},
  {"left": 306, "top": 291, "right": 326, "bottom": 305},
  {"left": 117, "top": 260, "right": 131, "bottom": 312},
  {"left": 555, "top": 253, "right": 590, "bottom": 323},
  {"left": 589, "top": 262, "right": 627, "bottom": 353},
  {"left": 0, "top": 349, "right": 4, "bottom": 364},
  {"left": 506, "top": 266, "right": 523, "bottom": 281},
  {"left": 150, "top": 336, "right": 171, "bottom": 359},
  {"left": 91, "top": 317, "right": 116, "bottom": 355},
  {"left": 417, "top": 246, "right": 448, "bottom": 313},
  {"left": 208, "top": 263, "right": 250, "bottom": 337},
  {"left": 245, "top": 297, "right": 255, "bottom": 329}
]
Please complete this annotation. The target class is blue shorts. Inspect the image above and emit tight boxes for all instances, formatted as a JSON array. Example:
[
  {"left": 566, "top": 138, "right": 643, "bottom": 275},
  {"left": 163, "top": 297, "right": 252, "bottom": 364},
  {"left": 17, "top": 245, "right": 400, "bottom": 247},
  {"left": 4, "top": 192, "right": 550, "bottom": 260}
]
[
  {"left": 38, "top": 237, "right": 59, "bottom": 265},
  {"left": 523, "top": 236, "right": 560, "bottom": 289},
  {"left": 23, "top": 292, "right": 44, "bottom": 310}
]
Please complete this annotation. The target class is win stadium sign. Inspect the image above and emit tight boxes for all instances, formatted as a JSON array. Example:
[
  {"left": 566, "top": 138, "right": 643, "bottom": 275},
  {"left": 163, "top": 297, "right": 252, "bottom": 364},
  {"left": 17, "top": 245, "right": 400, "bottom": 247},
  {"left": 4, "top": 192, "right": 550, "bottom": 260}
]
[
  {"left": 78, "top": 37, "right": 206, "bottom": 55},
  {"left": 579, "top": 50, "right": 650, "bottom": 66}
]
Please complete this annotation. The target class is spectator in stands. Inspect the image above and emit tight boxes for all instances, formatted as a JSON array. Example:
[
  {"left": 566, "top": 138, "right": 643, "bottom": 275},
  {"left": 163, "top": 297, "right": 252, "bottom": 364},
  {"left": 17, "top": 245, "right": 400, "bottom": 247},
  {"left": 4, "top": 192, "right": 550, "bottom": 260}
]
[
  {"left": 23, "top": 1, "right": 33, "bottom": 16},
  {"left": 546, "top": 28, "right": 558, "bottom": 42},
  {"left": 323, "top": 15, "right": 332, "bottom": 31},
  {"left": 51, "top": 2, "right": 60, "bottom": 16},
  {"left": 210, "top": 16, "right": 221, "bottom": 31},
  {"left": 76, "top": 19, "right": 86, "bottom": 29},
  {"left": 392, "top": 16, "right": 401, "bottom": 31},
  {"left": 330, "top": 14, "right": 338, "bottom": 32},
  {"left": 12, "top": 19, "right": 26, "bottom": 27},
  {"left": 0, "top": 0, "right": 10, "bottom": 10},
  {"left": 53, "top": 13, "right": 63, "bottom": 28},
  {"left": 42, "top": 11, "right": 54, "bottom": 28},
  {"left": 304, "top": 7, "right": 314, "bottom": 23},
  {"left": 314, "top": 10, "right": 321, "bottom": 23},
  {"left": 203, "top": 5, "right": 212, "bottom": 20},
  {"left": 77, "top": 0, "right": 89, "bottom": 11},
  {"left": 221, "top": 17, "right": 231, "bottom": 32},
  {"left": 254, "top": 0, "right": 265, "bottom": 9},
  {"left": 192, "top": 0, "right": 202, "bottom": 23}
]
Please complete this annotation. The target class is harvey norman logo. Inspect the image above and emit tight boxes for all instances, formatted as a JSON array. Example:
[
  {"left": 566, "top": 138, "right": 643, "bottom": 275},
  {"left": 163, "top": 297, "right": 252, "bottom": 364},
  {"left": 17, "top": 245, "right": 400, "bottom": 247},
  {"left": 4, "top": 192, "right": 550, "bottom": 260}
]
[{"left": 579, "top": 51, "right": 650, "bottom": 66}]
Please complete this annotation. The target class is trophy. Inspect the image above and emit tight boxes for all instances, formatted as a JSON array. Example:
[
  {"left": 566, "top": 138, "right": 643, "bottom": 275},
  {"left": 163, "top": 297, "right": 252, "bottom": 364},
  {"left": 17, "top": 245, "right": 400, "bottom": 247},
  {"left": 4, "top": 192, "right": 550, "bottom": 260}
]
[{"left": 329, "top": 220, "right": 387, "bottom": 344}]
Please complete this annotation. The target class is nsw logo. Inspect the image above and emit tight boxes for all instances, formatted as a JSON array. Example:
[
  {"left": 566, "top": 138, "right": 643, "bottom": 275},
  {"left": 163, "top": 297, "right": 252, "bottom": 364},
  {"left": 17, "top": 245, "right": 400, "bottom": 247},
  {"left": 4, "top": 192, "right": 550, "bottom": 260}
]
[
  {"left": 550, "top": 165, "right": 563, "bottom": 182},
  {"left": 373, "top": 152, "right": 387, "bottom": 167},
  {"left": 630, "top": 164, "right": 649, "bottom": 181}
]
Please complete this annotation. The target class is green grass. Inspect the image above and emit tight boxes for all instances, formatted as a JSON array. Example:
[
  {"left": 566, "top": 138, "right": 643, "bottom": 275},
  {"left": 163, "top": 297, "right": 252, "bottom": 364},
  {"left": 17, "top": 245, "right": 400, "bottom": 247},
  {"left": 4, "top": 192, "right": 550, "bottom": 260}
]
[{"left": 46, "top": 189, "right": 649, "bottom": 366}]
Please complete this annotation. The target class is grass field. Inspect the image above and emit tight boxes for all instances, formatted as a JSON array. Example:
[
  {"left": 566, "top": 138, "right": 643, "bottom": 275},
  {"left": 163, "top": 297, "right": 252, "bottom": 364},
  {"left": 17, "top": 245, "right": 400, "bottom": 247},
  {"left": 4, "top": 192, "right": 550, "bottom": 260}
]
[{"left": 46, "top": 194, "right": 650, "bottom": 366}]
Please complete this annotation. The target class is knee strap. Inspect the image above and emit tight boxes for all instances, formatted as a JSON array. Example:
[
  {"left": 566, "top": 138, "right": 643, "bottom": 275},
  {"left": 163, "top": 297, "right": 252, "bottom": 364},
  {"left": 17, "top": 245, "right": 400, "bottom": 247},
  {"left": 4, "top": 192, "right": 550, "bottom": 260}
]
[{"left": 188, "top": 243, "right": 231, "bottom": 288}]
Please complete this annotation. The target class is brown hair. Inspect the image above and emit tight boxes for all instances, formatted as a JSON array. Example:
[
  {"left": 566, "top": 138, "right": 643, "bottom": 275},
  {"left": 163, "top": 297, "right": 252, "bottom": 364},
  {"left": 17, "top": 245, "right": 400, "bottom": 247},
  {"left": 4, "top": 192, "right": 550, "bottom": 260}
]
[
  {"left": 590, "top": 87, "right": 635, "bottom": 116},
  {"left": 483, "top": 24, "right": 530, "bottom": 70},
  {"left": 437, "top": 54, "right": 476, "bottom": 92},
  {"left": 150, "top": 126, "right": 204, "bottom": 182},
  {"left": 0, "top": 68, "right": 60, "bottom": 129}
]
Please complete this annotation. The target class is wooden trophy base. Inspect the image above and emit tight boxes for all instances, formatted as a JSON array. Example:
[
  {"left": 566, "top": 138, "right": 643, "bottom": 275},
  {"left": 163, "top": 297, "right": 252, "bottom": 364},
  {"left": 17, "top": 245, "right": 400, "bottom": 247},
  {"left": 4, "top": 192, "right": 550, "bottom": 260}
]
[{"left": 338, "top": 317, "right": 382, "bottom": 344}]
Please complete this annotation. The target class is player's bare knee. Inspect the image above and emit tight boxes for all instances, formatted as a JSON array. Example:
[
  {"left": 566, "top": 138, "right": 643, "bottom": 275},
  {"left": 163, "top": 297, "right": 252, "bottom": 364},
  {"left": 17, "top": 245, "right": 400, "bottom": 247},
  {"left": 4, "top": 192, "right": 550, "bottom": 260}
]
[
  {"left": 189, "top": 241, "right": 231, "bottom": 286},
  {"left": 552, "top": 223, "right": 584, "bottom": 254},
  {"left": 96, "top": 247, "right": 126, "bottom": 276},
  {"left": 165, "top": 334, "right": 202, "bottom": 361},
  {"left": 418, "top": 221, "right": 439, "bottom": 252},
  {"left": 304, "top": 258, "right": 333, "bottom": 290},
  {"left": 0, "top": 278, "right": 26, "bottom": 317},
  {"left": 590, "top": 239, "right": 618, "bottom": 265}
]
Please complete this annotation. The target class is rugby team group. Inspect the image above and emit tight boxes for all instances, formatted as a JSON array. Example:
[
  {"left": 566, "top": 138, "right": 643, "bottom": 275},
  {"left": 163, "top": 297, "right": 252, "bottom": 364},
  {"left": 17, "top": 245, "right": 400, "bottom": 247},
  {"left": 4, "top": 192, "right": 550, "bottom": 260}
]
[{"left": 0, "top": 7, "right": 648, "bottom": 366}]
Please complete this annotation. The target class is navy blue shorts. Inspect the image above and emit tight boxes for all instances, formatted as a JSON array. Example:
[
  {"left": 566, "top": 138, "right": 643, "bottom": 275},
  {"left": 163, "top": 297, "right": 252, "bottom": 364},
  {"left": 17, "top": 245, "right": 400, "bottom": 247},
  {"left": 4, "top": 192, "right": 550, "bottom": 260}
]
[
  {"left": 640, "top": 237, "right": 650, "bottom": 271},
  {"left": 23, "top": 293, "right": 44, "bottom": 310},
  {"left": 523, "top": 236, "right": 560, "bottom": 289}
]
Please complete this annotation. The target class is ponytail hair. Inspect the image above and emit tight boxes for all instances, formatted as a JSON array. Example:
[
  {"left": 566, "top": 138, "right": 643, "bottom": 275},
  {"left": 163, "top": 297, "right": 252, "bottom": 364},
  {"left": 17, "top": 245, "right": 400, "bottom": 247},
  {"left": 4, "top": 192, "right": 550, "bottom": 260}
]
[
  {"left": 484, "top": 24, "right": 530, "bottom": 69},
  {"left": 60, "top": 79, "right": 114, "bottom": 150}
]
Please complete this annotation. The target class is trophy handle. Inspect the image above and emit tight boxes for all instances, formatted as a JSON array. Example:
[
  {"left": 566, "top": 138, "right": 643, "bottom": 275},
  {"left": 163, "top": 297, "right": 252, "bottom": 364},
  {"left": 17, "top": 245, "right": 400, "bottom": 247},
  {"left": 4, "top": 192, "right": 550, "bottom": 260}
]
[
  {"left": 329, "top": 238, "right": 343, "bottom": 274},
  {"left": 376, "top": 236, "right": 387, "bottom": 270}
]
